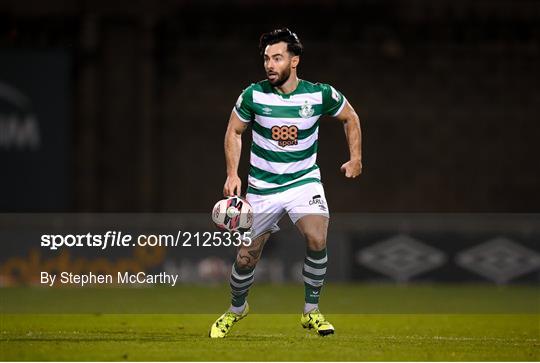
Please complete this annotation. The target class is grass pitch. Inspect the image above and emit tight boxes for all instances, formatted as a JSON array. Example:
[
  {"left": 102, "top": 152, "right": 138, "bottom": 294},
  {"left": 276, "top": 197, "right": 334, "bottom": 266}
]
[{"left": 1, "top": 284, "right": 539, "bottom": 361}]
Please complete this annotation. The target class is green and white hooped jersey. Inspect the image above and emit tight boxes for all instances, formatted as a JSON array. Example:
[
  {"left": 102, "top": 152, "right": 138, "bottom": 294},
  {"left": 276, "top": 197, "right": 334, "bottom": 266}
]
[{"left": 233, "top": 79, "right": 346, "bottom": 195}]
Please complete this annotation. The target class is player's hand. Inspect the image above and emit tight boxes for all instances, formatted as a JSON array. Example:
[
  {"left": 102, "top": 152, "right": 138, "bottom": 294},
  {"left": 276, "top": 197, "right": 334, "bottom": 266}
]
[
  {"left": 223, "top": 175, "right": 242, "bottom": 196},
  {"left": 340, "top": 159, "right": 362, "bottom": 178}
]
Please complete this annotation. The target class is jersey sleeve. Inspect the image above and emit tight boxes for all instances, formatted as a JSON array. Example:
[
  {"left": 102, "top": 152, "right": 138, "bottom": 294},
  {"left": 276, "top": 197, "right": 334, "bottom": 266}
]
[
  {"left": 321, "top": 83, "right": 346, "bottom": 117},
  {"left": 232, "top": 85, "right": 255, "bottom": 122}
]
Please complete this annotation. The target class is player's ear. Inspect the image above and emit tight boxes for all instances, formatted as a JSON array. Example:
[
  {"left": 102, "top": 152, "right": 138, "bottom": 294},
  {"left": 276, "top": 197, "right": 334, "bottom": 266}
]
[{"left": 291, "top": 55, "right": 300, "bottom": 69}]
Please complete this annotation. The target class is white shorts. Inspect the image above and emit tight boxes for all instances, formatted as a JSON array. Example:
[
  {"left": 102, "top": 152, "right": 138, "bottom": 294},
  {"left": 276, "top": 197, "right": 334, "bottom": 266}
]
[{"left": 246, "top": 182, "right": 330, "bottom": 239}]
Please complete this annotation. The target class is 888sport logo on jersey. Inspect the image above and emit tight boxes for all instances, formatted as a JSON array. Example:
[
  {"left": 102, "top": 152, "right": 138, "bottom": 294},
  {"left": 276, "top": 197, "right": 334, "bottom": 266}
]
[{"left": 271, "top": 125, "right": 298, "bottom": 147}]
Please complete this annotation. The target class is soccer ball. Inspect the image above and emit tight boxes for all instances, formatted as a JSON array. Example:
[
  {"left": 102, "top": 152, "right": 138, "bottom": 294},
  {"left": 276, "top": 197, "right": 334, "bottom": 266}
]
[{"left": 212, "top": 196, "right": 253, "bottom": 232}]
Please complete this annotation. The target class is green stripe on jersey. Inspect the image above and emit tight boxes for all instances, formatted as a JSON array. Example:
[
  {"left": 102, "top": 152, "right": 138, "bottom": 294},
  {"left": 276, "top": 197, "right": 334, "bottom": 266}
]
[
  {"left": 247, "top": 178, "right": 321, "bottom": 195},
  {"left": 252, "top": 103, "right": 323, "bottom": 118},
  {"left": 252, "top": 120, "right": 319, "bottom": 140},
  {"left": 249, "top": 164, "right": 319, "bottom": 185},
  {"left": 251, "top": 141, "right": 318, "bottom": 163}
]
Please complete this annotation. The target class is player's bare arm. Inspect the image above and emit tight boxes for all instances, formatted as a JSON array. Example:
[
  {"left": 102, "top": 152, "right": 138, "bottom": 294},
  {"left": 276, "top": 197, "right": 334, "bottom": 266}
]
[
  {"left": 223, "top": 111, "right": 248, "bottom": 196},
  {"left": 336, "top": 101, "right": 362, "bottom": 178}
]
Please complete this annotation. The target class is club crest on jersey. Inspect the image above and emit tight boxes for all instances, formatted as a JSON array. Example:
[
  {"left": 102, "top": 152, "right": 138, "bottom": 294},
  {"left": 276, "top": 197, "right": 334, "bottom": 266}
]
[{"left": 299, "top": 101, "right": 314, "bottom": 118}]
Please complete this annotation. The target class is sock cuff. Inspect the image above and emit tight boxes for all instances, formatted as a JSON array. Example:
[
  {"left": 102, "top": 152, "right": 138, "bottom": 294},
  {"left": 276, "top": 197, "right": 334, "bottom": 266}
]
[
  {"left": 233, "top": 262, "right": 254, "bottom": 275},
  {"left": 231, "top": 298, "right": 246, "bottom": 308},
  {"left": 306, "top": 247, "right": 327, "bottom": 259}
]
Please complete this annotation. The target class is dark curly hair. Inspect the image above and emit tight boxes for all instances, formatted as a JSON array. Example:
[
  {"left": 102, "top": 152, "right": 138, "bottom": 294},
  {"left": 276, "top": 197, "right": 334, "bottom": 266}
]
[{"left": 259, "top": 28, "right": 304, "bottom": 56}]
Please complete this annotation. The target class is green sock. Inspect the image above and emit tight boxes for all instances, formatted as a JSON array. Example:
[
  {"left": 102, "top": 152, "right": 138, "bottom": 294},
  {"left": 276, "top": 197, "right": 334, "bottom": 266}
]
[
  {"left": 230, "top": 262, "right": 255, "bottom": 307},
  {"left": 303, "top": 247, "right": 327, "bottom": 304}
]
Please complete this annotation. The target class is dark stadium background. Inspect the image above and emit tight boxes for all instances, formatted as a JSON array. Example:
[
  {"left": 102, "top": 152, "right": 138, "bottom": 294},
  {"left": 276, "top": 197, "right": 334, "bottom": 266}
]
[
  {"left": 1, "top": 0, "right": 539, "bottom": 213},
  {"left": 0, "top": 0, "right": 539, "bottom": 288}
]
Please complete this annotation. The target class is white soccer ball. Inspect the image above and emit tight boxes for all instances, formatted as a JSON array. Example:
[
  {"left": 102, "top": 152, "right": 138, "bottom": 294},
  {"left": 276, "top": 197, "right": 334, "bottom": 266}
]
[{"left": 212, "top": 196, "right": 253, "bottom": 232}]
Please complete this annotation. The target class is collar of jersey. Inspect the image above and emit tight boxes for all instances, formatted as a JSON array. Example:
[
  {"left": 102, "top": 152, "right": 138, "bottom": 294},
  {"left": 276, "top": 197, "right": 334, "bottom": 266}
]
[{"left": 271, "top": 79, "right": 304, "bottom": 99}]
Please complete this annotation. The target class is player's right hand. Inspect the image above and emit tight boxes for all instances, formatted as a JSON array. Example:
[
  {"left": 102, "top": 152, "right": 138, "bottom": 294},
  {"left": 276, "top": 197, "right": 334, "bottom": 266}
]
[
  {"left": 340, "top": 159, "right": 363, "bottom": 178},
  {"left": 223, "top": 175, "right": 242, "bottom": 196}
]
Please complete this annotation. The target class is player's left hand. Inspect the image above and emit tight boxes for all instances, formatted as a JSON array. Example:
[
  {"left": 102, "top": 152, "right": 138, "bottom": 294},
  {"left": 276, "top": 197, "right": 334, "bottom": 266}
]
[{"left": 340, "top": 159, "right": 362, "bottom": 178}]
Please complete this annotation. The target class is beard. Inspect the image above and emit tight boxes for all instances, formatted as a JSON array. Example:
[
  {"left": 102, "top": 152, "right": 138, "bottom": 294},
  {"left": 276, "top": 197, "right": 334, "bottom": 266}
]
[{"left": 267, "top": 66, "right": 291, "bottom": 87}]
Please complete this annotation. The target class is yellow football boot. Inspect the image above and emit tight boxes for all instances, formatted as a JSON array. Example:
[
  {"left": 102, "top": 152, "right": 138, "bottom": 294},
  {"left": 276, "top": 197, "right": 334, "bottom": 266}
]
[
  {"left": 209, "top": 303, "right": 249, "bottom": 338},
  {"left": 301, "top": 308, "right": 335, "bottom": 336}
]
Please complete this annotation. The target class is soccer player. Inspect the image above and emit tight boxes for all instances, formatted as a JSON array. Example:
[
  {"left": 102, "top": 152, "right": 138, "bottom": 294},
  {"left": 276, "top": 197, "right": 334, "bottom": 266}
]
[{"left": 209, "top": 28, "right": 362, "bottom": 338}]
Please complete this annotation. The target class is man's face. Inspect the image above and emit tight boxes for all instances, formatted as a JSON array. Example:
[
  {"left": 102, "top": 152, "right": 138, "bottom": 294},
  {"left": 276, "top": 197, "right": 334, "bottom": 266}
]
[{"left": 263, "top": 42, "right": 297, "bottom": 87}]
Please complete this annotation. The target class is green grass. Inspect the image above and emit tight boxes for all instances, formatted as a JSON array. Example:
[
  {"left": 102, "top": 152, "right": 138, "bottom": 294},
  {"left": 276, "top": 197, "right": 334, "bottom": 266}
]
[
  {"left": 1, "top": 314, "right": 538, "bottom": 361},
  {"left": 1, "top": 283, "right": 538, "bottom": 313},
  {"left": 0, "top": 284, "right": 539, "bottom": 361}
]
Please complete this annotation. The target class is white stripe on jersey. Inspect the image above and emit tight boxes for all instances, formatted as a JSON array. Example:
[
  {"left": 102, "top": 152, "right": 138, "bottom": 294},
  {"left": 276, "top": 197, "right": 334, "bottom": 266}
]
[
  {"left": 248, "top": 168, "right": 321, "bottom": 189},
  {"left": 252, "top": 90, "right": 323, "bottom": 107},
  {"left": 250, "top": 151, "right": 318, "bottom": 174},
  {"left": 252, "top": 127, "right": 319, "bottom": 153}
]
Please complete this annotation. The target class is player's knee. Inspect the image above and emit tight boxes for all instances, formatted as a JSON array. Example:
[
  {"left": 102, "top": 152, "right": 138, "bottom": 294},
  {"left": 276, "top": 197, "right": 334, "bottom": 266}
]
[
  {"left": 235, "top": 255, "right": 258, "bottom": 270},
  {"left": 304, "top": 232, "right": 327, "bottom": 251}
]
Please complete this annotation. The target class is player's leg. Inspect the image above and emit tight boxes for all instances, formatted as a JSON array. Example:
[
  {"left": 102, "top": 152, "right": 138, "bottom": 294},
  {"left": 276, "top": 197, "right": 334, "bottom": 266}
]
[
  {"left": 209, "top": 232, "right": 271, "bottom": 338},
  {"left": 296, "top": 215, "right": 334, "bottom": 336},
  {"left": 295, "top": 214, "right": 329, "bottom": 312},
  {"left": 229, "top": 232, "right": 271, "bottom": 313},
  {"left": 285, "top": 182, "right": 334, "bottom": 336},
  {"left": 210, "top": 192, "right": 284, "bottom": 338}
]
